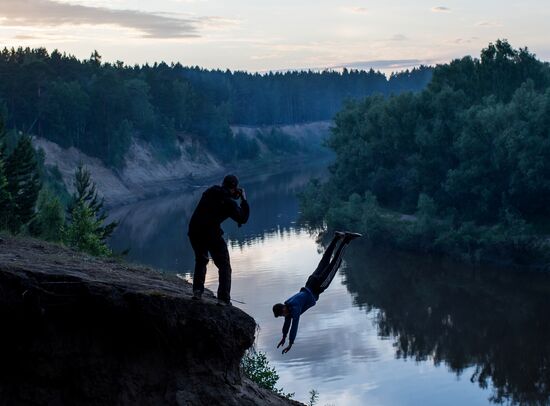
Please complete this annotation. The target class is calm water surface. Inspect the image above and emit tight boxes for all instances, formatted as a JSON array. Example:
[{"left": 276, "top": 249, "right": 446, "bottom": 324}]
[{"left": 110, "top": 165, "right": 550, "bottom": 406}]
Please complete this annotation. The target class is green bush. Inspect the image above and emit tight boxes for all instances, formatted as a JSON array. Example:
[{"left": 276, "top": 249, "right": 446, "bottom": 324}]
[
  {"left": 241, "top": 350, "right": 294, "bottom": 399},
  {"left": 63, "top": 201, "right": 111, "bottom": 256},
  {"left": 29, "top": 189, "right": 64, "bottom": 242}
]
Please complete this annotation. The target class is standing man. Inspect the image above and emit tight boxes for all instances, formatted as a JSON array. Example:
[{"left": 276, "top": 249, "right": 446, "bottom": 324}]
[
  {"left": 272, "top": 231, "right": 361, "bottom": 352},
  {"left": 188, "top": 174, "right": 249, "bottom": 306}
]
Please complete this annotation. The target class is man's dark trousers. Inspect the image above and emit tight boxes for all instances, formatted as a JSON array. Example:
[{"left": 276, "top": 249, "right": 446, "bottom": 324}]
[
  {"left": 305, "top": 236, "right": 349, "bottom": 298},
  {"left": 189, "top": 233, "right": 232, "bottom": 302}
]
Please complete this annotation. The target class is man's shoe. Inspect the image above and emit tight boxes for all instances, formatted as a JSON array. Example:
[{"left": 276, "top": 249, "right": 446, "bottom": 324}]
[
  {"left": 192, "top": 290, "right": 202, "bottom": 300},
  {"left": 344, "top": 231, "right": 362, "bottom": 243},
  {"left": 217, "top": 299, "right": 232, "bottom": 307}
]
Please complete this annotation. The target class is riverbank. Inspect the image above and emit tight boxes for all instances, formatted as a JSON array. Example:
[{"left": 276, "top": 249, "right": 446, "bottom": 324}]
[
  {"left": 0, "top": 235, "right": 302, "bottom": 406},
  {"left": 35, "top": 121, "right": 332, "bottom": 207},
  {"left": 299, "top": 187, "right": 550, "bottom": 271}
]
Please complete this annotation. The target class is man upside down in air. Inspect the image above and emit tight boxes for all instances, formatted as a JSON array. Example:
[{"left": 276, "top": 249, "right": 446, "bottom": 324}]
[{"left": 272, "top": 231, "right": 361, "bottom": 353}]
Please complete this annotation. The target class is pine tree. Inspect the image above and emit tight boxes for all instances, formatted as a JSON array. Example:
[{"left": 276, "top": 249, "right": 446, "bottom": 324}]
[
  {"left": 29, "top": 188, "right": 64, "bottom": 242},
  {"left": 64, "top": 164, "right": 117, "bottom": 255},
  {"left": 0, "top": 159, "right": 9, "bottom": 229},
  {"left": 64, "top": 201, "right": 111, "bottom": 256},
  {"left": 67, "top": 164, "right": 118, "bottom": 241},
  {"left": 0, "top": 119, "right": 11, "bottom": 230},
  {"left": 4, "top": 134, "right": 42, "bottom": 233}
]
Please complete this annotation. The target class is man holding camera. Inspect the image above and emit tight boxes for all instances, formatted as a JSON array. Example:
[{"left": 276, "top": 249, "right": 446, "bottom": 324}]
[{"left": 188, "top": 174, "right": 249, "bottom": 306}]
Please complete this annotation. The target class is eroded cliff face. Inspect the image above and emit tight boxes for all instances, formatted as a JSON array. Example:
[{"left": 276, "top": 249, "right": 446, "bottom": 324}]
[
  {"left": 0, "top": 237, "right": 301, "bottom": 406},
  {"left": 35, "top": 121, "right": 331, "bottom": 207}
]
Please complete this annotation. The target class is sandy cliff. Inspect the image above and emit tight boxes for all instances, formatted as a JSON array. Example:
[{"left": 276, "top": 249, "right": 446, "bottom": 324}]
[{"left": 34, "top": 121, "right": 331, "bottom": 207}]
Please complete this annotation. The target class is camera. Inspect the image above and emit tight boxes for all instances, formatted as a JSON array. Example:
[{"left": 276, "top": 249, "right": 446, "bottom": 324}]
[{"left": 233, "top": 187, "right": 243, "bottom": 199}]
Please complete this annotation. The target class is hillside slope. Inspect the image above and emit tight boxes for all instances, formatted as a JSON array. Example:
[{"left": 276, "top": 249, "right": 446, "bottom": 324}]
[{"left": 35, "top": 122, "right": 331, "bottom": 206}]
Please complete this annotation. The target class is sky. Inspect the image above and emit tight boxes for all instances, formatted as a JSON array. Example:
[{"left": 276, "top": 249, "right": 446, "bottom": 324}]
[{"left": 0, "top": 0, "right": 549, "bottom": 73}]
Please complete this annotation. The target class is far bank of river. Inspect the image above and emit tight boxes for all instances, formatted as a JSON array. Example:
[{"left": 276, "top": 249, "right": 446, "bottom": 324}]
[{"left": 37, "top": 121, "right": 332, "bottom": 208}]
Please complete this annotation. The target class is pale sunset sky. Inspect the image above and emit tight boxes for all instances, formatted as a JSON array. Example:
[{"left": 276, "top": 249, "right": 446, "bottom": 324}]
[{"left": 0, "top": 0, "right": 548, "bottom": 73}]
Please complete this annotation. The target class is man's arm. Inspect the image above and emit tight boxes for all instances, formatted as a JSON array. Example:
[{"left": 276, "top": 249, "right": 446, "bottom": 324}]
[
  {"left": 288, "top": 315, "right": 300, "bottom": 345},
  {"left": 277, "top": 315, "right": 292, "bottom": 349},
  {"left": 280, "top": 315, "right": 300, "bottom": 353},
  {"left": 227, "top": 195, "right": 250, "bottom": 226},
  {"left": 282, "top": 315, "right": 291, "bottom": 337}
]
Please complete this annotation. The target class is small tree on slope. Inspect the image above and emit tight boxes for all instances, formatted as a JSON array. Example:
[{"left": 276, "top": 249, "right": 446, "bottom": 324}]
[
  {"left": 4, "top": 134, "right": 42, "bottom": 234},
  {"left": 64, "top": 164, "right": 117, "bottom": 256}
]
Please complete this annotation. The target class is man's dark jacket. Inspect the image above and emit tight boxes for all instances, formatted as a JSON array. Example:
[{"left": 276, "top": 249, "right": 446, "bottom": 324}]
[{"left": 188, "top": 185, "right": 249, "bottom": 237}]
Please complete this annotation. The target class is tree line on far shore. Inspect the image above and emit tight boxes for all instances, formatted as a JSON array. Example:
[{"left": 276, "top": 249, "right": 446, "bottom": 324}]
[
  {"left": 0, "top": 47, "right": 432, "bottom": 166},
  {"left": 300, "top": 40, "right": 550, "bottom": 268}
]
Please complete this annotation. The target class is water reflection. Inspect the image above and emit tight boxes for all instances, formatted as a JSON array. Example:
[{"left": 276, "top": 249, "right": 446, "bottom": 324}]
[
  {"left": 109, "top": 164, "right": 327, "bottom": 271},
  {"left": 341, "top": 245, "right": 550, "bottom": 405},
  {"left": 229, "top": 230, "right": 487, "bottom": 406}
]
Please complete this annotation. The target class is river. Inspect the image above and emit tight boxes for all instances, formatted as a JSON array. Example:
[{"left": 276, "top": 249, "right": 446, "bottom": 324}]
[{"left": 109, "top": 163, "right": 550, "bottom": 406}]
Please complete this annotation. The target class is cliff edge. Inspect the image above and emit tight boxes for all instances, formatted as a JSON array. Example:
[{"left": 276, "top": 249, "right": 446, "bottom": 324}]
[{"left": 0, "top": 237, "right": 301, "bottom": 406}]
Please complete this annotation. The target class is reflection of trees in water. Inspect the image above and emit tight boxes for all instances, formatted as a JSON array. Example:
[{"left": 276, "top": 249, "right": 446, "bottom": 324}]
[
  {"left": 341, "top": 245, "right": 550, "bottom": 405},
  {"left": 228, "top": 227, "right": 314, "bottom": 250},
  {"left": 109, "top": 164, "right": 327, "bottom": 272}
]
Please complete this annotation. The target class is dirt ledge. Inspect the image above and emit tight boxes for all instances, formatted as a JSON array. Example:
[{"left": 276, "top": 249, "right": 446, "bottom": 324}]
[{"left": 0, "top": 236, "right": 302, "bottom": 406}]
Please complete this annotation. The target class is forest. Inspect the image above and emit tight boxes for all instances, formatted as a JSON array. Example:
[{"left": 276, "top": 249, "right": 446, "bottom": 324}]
[
  {"left": 300, "top": 40, "right": 550, "bottom": 268},
  {"left": 0, "top": 47, "right": 432, "bottom": 166}
]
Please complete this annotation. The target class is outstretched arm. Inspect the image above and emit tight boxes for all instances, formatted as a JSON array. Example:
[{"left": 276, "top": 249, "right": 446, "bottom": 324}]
[
  {"left": 277, "top": 316, "right": 291, "bottom": 348},
  {"left": 281, "top": 316, "right": 300, "bottom": 354},
  {"left": 282, "top": 315, "right": 291, "bottom": 337},
  {"left": 288, "top": 315, "right": 300, "bottom": 345}
]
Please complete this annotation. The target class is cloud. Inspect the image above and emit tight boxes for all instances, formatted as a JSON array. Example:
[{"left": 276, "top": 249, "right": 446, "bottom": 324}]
[
  {"left": 342, "top": 7, "right": 368, "bottom": 14},
  {"left": 431, "top": 6, "right": 451, "bottom": 13},
  {"left": 0, "top": 0, "right": 202, "bottom": 38},
  {"left": 476, "top": 20, "right": 503, "bottom": 27},
  {"left": 251, "top": 54, "right": 280, "bottom": 61},
  {"left": 334, "top": 59, "right": 432, "bottom": 71},
  {"left": 200, "top": 16, "right": 240, "bottom": 31},
  {"left": 452, "top": 37, "right": 480, "bottom": 45},
  {"left": 389, "top": 34, "right": 408, "bottom": 41},
  {"left": 14, "top": 34, "right": 39, "bottom": 40}
]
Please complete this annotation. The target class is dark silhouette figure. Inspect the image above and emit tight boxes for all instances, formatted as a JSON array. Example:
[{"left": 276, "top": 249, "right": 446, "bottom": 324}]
[
  {"left": 188, "top": 174, "right": 249, "bottom": 305},
  {"left": 273, "top": 231, "right": 361, "bottom": 353}
]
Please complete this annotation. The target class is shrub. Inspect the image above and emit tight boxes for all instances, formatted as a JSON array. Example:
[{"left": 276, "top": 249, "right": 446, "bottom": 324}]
[{"left": 241, "top": 350, "right": 294, "bottom": 399}]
